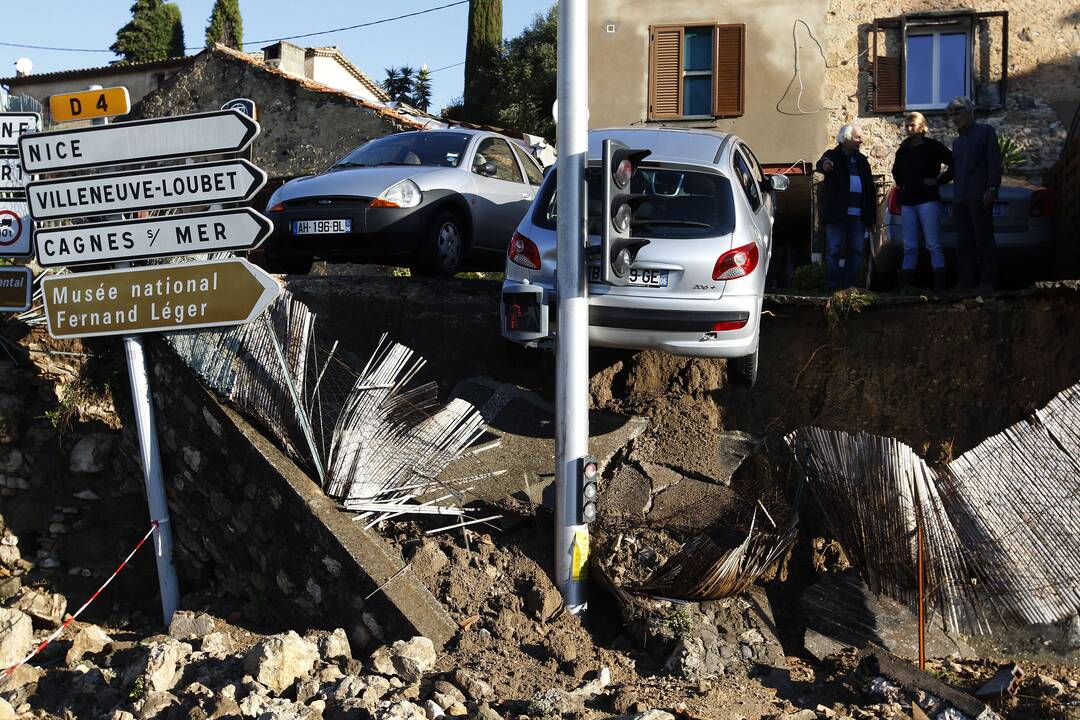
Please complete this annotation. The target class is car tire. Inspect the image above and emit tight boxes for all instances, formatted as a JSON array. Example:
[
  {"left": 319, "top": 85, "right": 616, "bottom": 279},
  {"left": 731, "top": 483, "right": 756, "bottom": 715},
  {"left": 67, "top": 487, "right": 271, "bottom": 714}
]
[
  {"left": 415, "top": 211, "right": 465, "bottom": 276},
  {"left": 727, "top": 349, "right": 758, "bottom": 389},
  {"left": 265, "top": 257, "right": 313, "bottom": 275}
]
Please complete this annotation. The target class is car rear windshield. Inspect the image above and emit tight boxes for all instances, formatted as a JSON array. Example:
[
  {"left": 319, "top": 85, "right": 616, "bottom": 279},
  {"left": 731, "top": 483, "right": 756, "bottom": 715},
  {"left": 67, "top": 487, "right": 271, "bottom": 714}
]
[
  {"left": 332, "top": 132, "right": 472, "bottom": 169},
  {"left": 535, "top": 166, "right": 736, "bottom": 239}
]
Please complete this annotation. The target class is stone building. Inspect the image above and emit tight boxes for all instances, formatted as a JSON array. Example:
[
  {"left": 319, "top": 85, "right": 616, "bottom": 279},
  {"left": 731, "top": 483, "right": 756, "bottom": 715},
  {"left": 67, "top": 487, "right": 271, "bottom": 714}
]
[
  {"left": 134, "top": 45, "right": 423, "bottom": 178},
  {"left": 588, "top": 0, "right": 1080, "bottom": 179}
]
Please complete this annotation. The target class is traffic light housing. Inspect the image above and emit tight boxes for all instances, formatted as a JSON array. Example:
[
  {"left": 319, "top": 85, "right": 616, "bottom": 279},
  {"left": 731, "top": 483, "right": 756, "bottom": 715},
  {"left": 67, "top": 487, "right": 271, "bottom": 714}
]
[
  {"left": 579, "top": 455, "right": 598, "bottom": 524},
  {"left": 600, "top": 139, "right": 651, "bottom": 285}
]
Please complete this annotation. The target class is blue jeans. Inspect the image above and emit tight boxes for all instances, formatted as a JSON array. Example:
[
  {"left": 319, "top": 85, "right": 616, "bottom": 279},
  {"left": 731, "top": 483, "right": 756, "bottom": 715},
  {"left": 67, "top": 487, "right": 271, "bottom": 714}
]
[
  {"left": 825, "top": 216, "right": 865, "bottom": 290},
  {"left": 901, "top": 201, "right": 945, "bottom": 270}
]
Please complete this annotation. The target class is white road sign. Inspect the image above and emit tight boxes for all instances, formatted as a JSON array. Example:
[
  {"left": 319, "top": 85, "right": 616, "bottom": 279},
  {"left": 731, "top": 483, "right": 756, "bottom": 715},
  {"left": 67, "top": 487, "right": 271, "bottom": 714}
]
[
  {"left": 0, "top": 202, "right": 33, "bottom": 257},
  {"left": 18, "top": 110, "right": 260, "bottom": 173},
  {"left": 0, "top": 113, "right": 40, "bottom": 148},
  {"left": 34, "top": 207, "right": 273, "bottom": 267},
  {"left": 26, "top": 159, "right": 266, "bottom": 221},
  {"left": 0, "top": 158, "right": 28, "bottom": 189}
]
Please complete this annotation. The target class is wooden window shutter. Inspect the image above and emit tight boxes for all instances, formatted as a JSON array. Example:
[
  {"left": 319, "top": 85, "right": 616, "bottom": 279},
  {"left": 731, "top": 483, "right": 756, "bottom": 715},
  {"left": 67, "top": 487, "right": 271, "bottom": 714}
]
[
  {"left": 713, "top": 24, "right": 745, "bottom": 117},
  {"left": 649, "top": 26, "right": 683, "bottom": 119},
  {"left": 872, "top": 18, "right": 904, "bottom": 112}
]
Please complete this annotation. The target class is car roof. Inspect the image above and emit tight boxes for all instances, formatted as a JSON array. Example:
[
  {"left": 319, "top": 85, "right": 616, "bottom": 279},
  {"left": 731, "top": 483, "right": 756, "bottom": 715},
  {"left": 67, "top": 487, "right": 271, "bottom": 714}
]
[{"left": 587, "top": 127, "right": 736, "bottom": 165}]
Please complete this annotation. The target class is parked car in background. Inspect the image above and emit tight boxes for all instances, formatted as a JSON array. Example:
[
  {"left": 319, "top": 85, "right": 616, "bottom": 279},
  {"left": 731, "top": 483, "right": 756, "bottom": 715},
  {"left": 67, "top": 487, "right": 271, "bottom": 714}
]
[
  {"left": 261, "top": 128, "right": 545, "bottom": 274},
  {"left": 500, "top": 127, "right": 788, "bottom": 387},
  {"left": 868, "top": 179, "right": 1054, "bottom": 288}
]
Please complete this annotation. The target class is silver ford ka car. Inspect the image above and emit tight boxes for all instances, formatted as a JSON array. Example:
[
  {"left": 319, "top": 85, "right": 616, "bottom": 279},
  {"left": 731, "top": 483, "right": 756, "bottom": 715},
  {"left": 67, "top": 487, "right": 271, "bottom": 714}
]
[
  {"left": 500, "top": 128, "right": 787, "bottom": 387},
  {"left": 262, "top": 128, "right": 544, "bottom": 275}
]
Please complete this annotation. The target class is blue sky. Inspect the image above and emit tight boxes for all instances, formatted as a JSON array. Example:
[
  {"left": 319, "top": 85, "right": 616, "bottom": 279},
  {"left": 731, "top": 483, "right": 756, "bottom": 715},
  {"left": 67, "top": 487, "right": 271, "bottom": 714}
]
[{"left": 1, "top": 1, "right": 554, "bottom": 111}]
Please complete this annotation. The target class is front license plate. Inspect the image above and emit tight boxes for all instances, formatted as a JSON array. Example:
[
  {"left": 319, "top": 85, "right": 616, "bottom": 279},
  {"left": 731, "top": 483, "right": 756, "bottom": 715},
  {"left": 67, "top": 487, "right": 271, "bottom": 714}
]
[
  {"left": 292, "top": 218, "right": 351, "bottom": 235},
  {"left": 588, "top": 265, "right": 668, "bottom": 287}
]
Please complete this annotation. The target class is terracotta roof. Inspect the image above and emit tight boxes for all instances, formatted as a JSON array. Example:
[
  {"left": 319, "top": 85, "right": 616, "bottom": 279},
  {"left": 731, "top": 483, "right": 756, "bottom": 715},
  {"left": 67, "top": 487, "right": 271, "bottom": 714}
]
[
  {"left": 306, "top": 46, "right": 391, "bottom": 103},
  {"left": 0, "top": 57, "right": 191, "bottom": 86},
  {"left": 208, "top": 45, "right": 423, "bottom": 129}
]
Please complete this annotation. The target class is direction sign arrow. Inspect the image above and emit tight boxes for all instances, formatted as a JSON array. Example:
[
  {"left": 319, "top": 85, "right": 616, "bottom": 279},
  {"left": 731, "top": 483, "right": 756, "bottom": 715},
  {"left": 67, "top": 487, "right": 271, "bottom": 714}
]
[
  {"left": 34, "top": 207, "right": 272, "bottom": 267},
  {"left": 18, "top": 110, "right": 260, "bottom": 173},
  {"left": 26, "top": 159, "right": 266, "bottom": 221},
  {"left": 0, "top": 266, "right": 32, "bottom": 312},
  {"left": 0, "top": 113, "right": 40, "bottom": 149},
  {"left": 42, "top": 258, "right": 280, "bottom": 339}
]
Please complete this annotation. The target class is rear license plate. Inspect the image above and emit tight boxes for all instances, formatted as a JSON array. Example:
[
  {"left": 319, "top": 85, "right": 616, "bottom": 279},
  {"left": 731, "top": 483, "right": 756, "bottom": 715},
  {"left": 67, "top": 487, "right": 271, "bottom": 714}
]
[
  {"left": 588, "top": 265, "right": 668, "bottom": 287},
  {"left": 941, "top": 203, "right": 1007, "bottom": 218},
  {"left": 292, "top": 218, "right": 351, "bottom": 235}
]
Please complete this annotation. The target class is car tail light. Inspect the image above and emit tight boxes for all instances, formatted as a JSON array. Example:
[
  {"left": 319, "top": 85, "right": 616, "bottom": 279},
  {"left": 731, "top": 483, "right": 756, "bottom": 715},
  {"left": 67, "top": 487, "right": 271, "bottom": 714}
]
[
  {"left": 887, "top": 186, "right": 901, "bottom": 216},
  {"left": 711, "top": 318, "right": 748, "bottom": 332},
  {"left": 1030, "top": 188, "right": 1052, "bottom": 217},
  {"left": 268, "top": 202, "right": 285, "bottom": 212},
  {"left": 508, "top": 231, "right": 541, "bottom": 270},
  {"left": 712, "top": 242, "right": 759, "bottom": 281}
]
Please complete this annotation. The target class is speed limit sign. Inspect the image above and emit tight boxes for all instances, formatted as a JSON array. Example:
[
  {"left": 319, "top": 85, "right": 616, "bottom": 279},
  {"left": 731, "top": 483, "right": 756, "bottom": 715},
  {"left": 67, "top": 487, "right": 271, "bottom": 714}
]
[{"left": 0, "top": 203, "right": 32, "bottom": 257}]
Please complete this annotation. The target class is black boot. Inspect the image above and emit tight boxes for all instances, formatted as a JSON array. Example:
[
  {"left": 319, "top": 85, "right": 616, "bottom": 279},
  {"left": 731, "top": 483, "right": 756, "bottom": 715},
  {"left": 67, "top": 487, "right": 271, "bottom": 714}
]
[
  {"left": 933, "top": 268, "right": 947, "bottom": 294},
  {"left": 897, "top": 269, "right": 915, "bottom": 292}
]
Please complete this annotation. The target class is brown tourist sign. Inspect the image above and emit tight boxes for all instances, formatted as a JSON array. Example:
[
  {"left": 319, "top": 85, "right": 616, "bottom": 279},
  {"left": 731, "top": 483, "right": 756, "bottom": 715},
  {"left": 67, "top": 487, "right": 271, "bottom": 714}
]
[
  {"left": 41, "top": 258, "right": 280, "bottom": 339},
  {"left": 0, "top": 266, "right": 32, "bottom": 312}
]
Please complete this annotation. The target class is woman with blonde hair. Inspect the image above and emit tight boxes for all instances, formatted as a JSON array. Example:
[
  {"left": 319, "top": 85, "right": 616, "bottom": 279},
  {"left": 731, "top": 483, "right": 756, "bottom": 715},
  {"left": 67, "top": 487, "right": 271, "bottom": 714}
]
[{"left": 891, "top": 111, "right": 953, "bottom": 292}]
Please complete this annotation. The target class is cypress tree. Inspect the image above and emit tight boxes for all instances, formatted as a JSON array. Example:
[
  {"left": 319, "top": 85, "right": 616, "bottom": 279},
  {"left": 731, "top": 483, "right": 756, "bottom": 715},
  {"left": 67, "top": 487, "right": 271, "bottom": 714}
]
[
  {"left": 463, "top": 0, "right": 502, "bottom": 124},
  {"left": 205, "top": 0, "right": 244, "bottom": 49},
  {"left": 111, "top": 0, "right": 186, "bottom": 63}
]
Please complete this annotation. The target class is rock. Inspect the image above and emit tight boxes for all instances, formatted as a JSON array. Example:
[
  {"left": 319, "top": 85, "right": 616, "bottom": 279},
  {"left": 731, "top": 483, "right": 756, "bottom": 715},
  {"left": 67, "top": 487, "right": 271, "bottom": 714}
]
[
  {"left": 0, "top": 662, "right": 41, "bottom": 692},
  {"left": 0, "top": 576, "right": 21, "bottom": 603},
  {"left": 136, "top": 690, "right": 178, "bottom": 719},
  {"left": 815, "top": 705, "right": 836, "bottom": 718},
  {"left": 169, "top": 610, "right": 217, "bottom": 641},
  {"left": 1035, "top": 674, "right": 1065, "bottom": 697},
  {"left": 243, "top": 630, "right": 320, "bottom": 695},
  {"left": 628, "top": 710, "right": 674, "bottom": 720},
  {"left": 453, "top": 669, "right": 493, "bottom": 703},
  {"left": 472, "top": 703, "right": 502, "bottom": 720},
  {"left": 432, "top": 681, "right": 466, "bottom": 704},
  {"left": 370, "top": 636, "right": 437, "bottom": 683},
  {"left": 424, "top": 699, "right": 446, "bottom": 719},
  {"left": 525, "top": 582, "right": 563, "bottom": 623},
  {"left": 778, "top": 711, "right": 816, "bottom": 720},
  {"left": 0, "top": 608, "right": 33, "bottom": 668},
  {"left": 0, "top": 698, "right": 13, "bottom": 720},
  {"left": 65, "top": 624, "right": 112, "bottom": 665},
  {"left": 528, "top": 688, "right": 584, "bottom": 715},
  {"left": 612, "top": 689, "right": 639, "bottom": 714},
  {"left": 111, "top": 712, "right": 136, "bottom": 720},
  {"left": 314, "top": 627, "right": 352, "bottom": 663},
  {"left": 124, "top": 638, "right": 192, "bottom": 694},
  {"left": 444, "top": 702, "right": 468, "bottom": 717},
  {"left": 12, "top": 587, "right": 67, "bottom": 628},
  {"left": 410, "top": 543, "right": 449, "bottom": 579},
  {"left": 69, "top": 433, "right": 116, "bottom": 474},
  {"left": 200, "top": 630, "right": 235, "bottom": 657},
  {"left": 377, "top": 700, "right": 428, "bottom": 720},
  {"left": 1061, "top": 612, "right": 1080, "bottom": 651}
]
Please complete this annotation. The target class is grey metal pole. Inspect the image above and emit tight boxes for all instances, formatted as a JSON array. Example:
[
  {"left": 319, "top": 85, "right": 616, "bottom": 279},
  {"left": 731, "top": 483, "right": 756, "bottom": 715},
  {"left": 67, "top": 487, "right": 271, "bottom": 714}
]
[
  {"left": 554, "top": 0, "right": 590, "bottom": 614},
  {"left": 90, "top": 89, "right": 180, "bottom": 625}
]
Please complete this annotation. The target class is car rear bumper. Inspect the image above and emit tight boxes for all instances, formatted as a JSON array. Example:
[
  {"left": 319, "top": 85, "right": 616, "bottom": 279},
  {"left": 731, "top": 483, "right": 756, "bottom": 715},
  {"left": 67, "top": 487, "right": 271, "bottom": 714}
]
[{"left": 876, "top": 218, "right": 1055, "bottom": 275}]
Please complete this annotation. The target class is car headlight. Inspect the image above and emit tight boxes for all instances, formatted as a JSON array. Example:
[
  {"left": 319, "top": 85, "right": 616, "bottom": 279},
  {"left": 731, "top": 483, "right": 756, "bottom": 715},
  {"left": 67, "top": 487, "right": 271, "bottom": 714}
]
[{"left": 370, "top": 179, "right": 422, "bottom": 209}]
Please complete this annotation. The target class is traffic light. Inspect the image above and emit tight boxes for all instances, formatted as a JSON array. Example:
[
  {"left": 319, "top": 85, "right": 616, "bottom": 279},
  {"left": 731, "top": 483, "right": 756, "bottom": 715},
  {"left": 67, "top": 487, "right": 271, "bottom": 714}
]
[
  {"left": 579, "top": 455, "right": 598, "bottom": 524},
  {"left": 600, "top": 139, "right": 651, "bottom": 285}
]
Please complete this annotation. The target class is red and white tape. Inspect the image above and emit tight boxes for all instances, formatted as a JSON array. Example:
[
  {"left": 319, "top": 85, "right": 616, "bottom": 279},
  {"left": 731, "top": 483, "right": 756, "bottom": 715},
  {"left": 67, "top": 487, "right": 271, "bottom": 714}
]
[{"left": 3, "top": 521, "right": 159, "bottom": 677}]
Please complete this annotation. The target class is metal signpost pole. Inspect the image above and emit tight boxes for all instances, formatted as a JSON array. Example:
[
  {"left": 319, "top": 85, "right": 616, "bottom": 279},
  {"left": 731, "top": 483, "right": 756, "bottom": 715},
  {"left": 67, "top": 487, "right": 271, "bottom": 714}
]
[
  {"left": 90, "top": 97, "right": 180, "bottom": 625},
  {"left": 554, "top": 0, "right": 590, "bottom": 614}
]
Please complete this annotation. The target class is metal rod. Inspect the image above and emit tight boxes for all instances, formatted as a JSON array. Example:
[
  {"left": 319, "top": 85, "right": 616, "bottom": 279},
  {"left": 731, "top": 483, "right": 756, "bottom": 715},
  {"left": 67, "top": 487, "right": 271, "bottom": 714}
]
[
  {"left": 262, "top": 314, "right": 326, "bottom": 485},
  {"left": 918, "top": 509, "right": 926, "bottom": 670},
  {"left": 425, "top": 514, "right": 503, "bottom": 535},
  {"left": 553, "top": 0, "right": 590, "bottom": 616}
]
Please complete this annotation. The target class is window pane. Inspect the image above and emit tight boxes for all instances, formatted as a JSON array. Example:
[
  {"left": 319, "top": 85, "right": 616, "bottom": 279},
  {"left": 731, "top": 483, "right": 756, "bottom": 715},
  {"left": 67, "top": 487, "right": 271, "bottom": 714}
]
[
  {"left": 684, "top": 28, "right": 712, "bottom": 71},
  {"left": 684, "top": 75, "right": 712, "bottom": 115},
  {"left": 906, "top": 35, "right": 934, "bottom": 106},
  {"left": 474, "top": 138, "right": 523, "bottom": 183},
  {"left": 938, "top": 33, "right": 968, "bottom": 103}
]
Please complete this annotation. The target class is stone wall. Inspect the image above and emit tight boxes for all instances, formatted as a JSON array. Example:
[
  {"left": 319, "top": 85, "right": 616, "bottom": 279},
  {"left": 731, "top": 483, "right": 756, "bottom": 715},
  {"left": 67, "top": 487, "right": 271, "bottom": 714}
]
[
  {"left": 821, "top": 0, "right": 1080, "bottom": 179},
  {"left": 134, "top": 47, "right": 421, "bottom": 178},
  {"left": 140, "top": 337, "right": 455, "bottom": 650}
]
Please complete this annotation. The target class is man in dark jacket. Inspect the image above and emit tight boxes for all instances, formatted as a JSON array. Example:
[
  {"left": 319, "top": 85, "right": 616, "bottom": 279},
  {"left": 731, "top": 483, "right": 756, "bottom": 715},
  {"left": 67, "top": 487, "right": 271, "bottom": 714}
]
[
  {"left": 816, "top": 123, "right": 877, "bottom": 290},
  {"left": 947, "top": 95, "right": 1002, "bottom": 291}
]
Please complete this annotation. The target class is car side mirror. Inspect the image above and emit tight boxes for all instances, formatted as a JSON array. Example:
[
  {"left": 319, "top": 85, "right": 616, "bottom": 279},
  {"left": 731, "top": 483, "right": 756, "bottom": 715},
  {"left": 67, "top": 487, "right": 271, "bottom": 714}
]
[
  {"left": 768, "top": 174, "right": 791, "bottom": 192},
  {"left": 479, "top": 162, "right": 498, "bottom": 178}
]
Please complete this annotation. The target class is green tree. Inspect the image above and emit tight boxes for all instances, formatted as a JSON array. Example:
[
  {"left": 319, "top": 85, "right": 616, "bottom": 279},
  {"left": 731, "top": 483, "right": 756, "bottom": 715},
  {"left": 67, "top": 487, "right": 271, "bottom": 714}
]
[
  {"left": 463, "top": 0, "right": 502, "bottom": 123},
  {"left": 205, "top": 0, "right": 243, "bottom": 49},
  {"left": 382, "top": 65, "right": 417, "bottom": 104},
  {"left": 411, "top": 67, "right": 433, "bottom": 112},
  {"left": 492, "top": 6, "right": 556, "bottom": 139},
  {"left": 111, "top": 0, "right": 185, "bottom": 63}
]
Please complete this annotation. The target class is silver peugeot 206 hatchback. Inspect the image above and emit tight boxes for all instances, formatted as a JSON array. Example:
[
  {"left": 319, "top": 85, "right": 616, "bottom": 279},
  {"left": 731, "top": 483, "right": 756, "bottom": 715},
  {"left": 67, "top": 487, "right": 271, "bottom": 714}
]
[{"left": 500, "top": 127, "right": 788, "bottom": 388}]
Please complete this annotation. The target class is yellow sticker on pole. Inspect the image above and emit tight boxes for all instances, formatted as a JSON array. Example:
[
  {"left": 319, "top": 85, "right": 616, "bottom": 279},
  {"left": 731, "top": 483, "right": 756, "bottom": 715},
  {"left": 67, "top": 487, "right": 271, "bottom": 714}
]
[
  {"left": 49, "top": 87, "right": 131, "bottom": 123},
  {"left": 571, "top": 530, "right": 590, "bottom": 582}
]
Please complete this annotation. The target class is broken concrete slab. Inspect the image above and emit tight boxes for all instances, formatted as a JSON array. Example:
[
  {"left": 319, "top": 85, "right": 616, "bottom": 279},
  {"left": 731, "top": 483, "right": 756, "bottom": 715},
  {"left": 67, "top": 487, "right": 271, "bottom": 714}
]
[
  {"left": 436, "top": 377, "right": 647, "bottom": 506},
  {"left": 802, "top": 570, "right": 975, "bottom": 661}
]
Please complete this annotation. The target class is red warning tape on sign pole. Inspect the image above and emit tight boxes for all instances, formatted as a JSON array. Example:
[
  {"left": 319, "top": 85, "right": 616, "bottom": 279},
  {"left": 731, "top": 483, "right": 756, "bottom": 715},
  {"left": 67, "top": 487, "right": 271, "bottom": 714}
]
[{"left": 3, "top": 521, "right": 159, "bottom": 677}]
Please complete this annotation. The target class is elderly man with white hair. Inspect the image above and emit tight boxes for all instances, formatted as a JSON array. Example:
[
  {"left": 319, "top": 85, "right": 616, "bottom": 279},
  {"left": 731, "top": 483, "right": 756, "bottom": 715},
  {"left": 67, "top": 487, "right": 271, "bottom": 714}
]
[
  {"left": 816, "top": 123, "right": 877, "bottom": 291},
  {"left": 946, "top": 95, "right": 1003, "bottom": 291}
]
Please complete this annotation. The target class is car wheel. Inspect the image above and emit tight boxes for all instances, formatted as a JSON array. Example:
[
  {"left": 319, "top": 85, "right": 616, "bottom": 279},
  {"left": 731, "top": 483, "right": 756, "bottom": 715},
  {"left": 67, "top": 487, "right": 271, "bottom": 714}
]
[
  {"left": 415, "top": 211, "right": 465, "bottom": 276},
  {"left": 727, "top": 349, "right": 758, "bottom": 389},
  {"left": 265, "top": 257, "right": 313, "bottom": 275}
]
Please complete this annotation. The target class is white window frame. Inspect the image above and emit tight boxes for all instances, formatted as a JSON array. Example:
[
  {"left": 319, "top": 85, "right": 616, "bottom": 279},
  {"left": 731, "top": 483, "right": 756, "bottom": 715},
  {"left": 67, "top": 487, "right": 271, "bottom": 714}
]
[{"left": 905, "top": 29, "right": 970, "bottom": 111}]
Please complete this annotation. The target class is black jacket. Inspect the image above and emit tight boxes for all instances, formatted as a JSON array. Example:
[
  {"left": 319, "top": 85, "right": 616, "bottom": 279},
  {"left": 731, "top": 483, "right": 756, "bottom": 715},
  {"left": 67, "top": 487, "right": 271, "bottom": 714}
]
[
  {"left": 891, "top": 136, "right": 953, "bottom": 206},
  {"left": 816, "top": 146, "right": 877, "bottom": 226}
]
